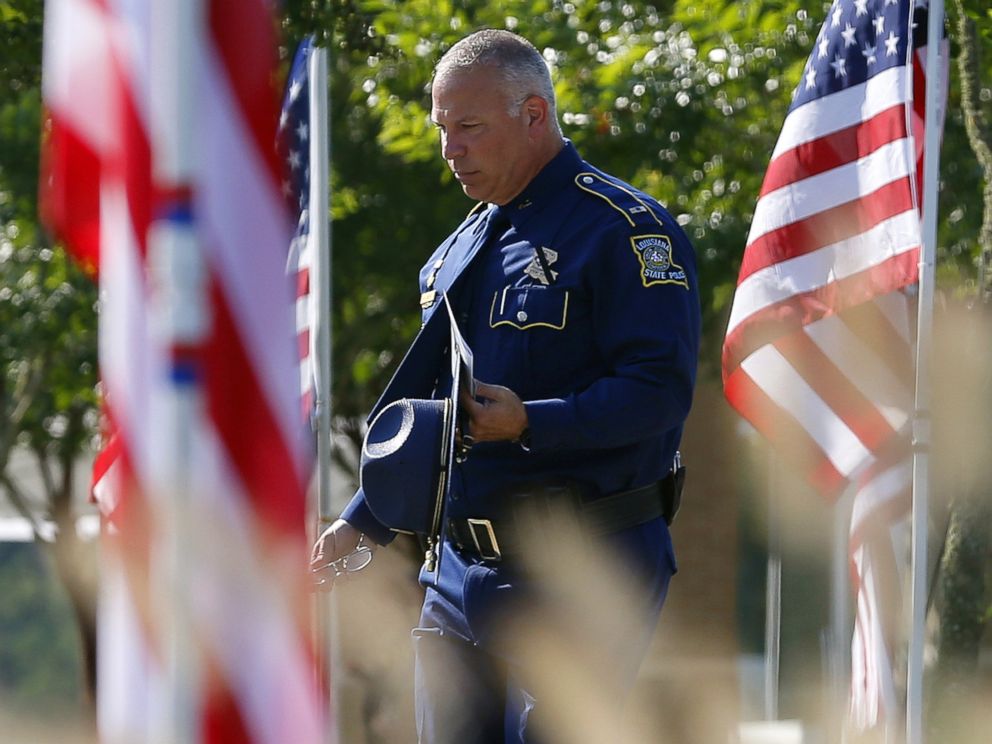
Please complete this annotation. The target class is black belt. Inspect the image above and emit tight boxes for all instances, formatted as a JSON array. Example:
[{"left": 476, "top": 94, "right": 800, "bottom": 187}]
[{"left": 446, "top": 471, "right": 683, "bottom": 562}]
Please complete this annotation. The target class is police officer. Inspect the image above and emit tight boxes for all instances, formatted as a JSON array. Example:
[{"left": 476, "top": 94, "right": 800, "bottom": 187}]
[{"left": 312, "top": 29, "right": 700, "bottom": 744}]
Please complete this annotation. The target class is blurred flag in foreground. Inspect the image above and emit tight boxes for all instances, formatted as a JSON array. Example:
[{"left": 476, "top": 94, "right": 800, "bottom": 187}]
[
  {"left": 722, "top": 0, "right": 945, "bottom": 731},
  {"left": 40, "top": 0, "right": 325, "bottom": 741}
]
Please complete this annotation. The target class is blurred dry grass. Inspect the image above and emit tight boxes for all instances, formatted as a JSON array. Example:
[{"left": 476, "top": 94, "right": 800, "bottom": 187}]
[
  {"left": 0, "top": 710, "right": 96, "bottom": 744},
  {"left": 328, "top": 381, "right": 747, "bottom": 744},
  {"left": 329, "top": 514, "right": 744, "bottom": 744},
  {"left": 8, "top": 306, "right": 991, "bottom": 742}
]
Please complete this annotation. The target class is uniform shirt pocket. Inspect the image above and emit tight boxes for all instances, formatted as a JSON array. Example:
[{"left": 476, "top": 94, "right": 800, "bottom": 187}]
[{"left": 489, "top": 286, "right": 569, "bottom": 331}]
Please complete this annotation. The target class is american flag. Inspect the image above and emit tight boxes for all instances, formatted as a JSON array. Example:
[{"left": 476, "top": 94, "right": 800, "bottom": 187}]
[
  {"left": 277, "top": 36, "right": 318, "bottom": 426},
  {"left": 722, "top": 0, "right": 944, "bottom": 730},
  {"left": 41, "top": 1, "right": 325, "bottom": 741}
]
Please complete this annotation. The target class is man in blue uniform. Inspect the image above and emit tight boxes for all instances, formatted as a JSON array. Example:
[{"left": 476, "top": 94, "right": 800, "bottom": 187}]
[{"left": 312, "top": 29, "right": 700, "bottom": 743}]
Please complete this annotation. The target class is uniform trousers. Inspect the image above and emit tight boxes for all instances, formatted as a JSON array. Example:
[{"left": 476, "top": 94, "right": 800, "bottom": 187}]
[{"left": 413, "top": 516, "right": 676, "bottom": 744}]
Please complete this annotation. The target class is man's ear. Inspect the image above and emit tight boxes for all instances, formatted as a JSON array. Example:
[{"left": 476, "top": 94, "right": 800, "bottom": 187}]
[{"left": 523, "top": 95, "right": 548, "bottom": 132}]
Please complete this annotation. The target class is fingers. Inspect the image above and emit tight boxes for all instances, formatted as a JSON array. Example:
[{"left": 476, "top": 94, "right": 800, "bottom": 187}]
[
  {"left": 473, "top": 380, "right": 510, "bottom": 402},
  {"left": 458, "top": 382, "right": 478, "bottom": 410},
  {"left": 460, "top": 380, "right": 527, "bottom": 443},
  {"left": 310, "top": 519, "right": 362, "bottom": 568},
  {"left": 310, "top": 526, "right": 334, "bottom": 564}
]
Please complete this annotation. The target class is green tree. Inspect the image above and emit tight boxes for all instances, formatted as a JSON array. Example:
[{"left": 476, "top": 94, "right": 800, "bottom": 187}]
[
  {"left": 0, "top": 0, "right": 100, "bottom": 712},
  {"left": 929, "top": 1, "right": 992, "bottom": 739},
  {"left": 0, "top": 0, "right": 988, "bottom": 728},
  {"left": 313, "top": 1, "right": 824, "bottom": 474},
  {"left": 307, "top": 3, "right": 992, "bottom": 736}
]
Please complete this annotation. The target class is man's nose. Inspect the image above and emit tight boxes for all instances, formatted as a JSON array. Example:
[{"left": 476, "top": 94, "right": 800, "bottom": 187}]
[{"left": 441, "top": 131, "right": 465, "bottom": 160}]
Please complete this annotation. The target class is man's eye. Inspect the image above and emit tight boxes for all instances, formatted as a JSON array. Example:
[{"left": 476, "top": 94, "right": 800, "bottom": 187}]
[{"left": 462, "top": 122, "right": 479, "bottom": 129}]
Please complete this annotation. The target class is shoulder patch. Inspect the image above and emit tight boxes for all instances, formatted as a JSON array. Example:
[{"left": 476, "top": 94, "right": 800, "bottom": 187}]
[
  {"left": 574, "top": 172, "right": 664, "bottom": 229},
  {"left": 630, "top": 234, "right": 689, "bottom": 289}
]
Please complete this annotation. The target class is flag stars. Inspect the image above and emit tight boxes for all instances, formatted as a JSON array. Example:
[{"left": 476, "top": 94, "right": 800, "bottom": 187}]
[
  {"left": 841, "top": 23, "right": 858, "bottom": 48},
  {"left": 818, "top": 36, "right": 831, "bottom": 59},
  {"left": 289, "top": 78, "right": 303, "bottom": 102},
  {"left": 884, "top": 30, "right": 900, "bottom": 56},
  {"left": 831, "top": 5, "right": 843, "bottom": 27},
  {"left": 805, "top": 66, "right": 817, "bottom": 90},
  {"left": 862, "top": 41, "right": 877, "bottom": 66},
  {"left": 296, "top": 121, "right": 308, "bottom": 142},
  {"left": 854, "top": 0, "right": 868, "bottom": 17},
  {"left": 288, "top": 149, "right": 302, "bottom": 171},
  {"left": 830, "top": 53, "right": 847, "bottom": 79},
  {"left": 873, "top": 14, "right": 886, "bottom": 35}
]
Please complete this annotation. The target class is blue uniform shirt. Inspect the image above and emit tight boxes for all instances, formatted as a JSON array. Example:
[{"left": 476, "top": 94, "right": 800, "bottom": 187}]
[{"left": 343, "top": 142, "right": 700, "bottom": 540}]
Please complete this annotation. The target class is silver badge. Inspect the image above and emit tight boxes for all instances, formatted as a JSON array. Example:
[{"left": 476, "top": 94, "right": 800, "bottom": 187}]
[{"left": 524, "top": 246, "right": 559, "bottom": 285}]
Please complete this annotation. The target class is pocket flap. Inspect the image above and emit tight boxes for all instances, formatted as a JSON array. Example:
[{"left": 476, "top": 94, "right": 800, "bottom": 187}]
[{"left": 489, "top": 286, "right": 569, "bottom": 330}]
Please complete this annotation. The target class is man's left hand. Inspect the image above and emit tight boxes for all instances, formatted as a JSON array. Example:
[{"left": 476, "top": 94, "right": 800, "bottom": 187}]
[{"left": 461, "top": 381, "right": 528, "bottom": 443}]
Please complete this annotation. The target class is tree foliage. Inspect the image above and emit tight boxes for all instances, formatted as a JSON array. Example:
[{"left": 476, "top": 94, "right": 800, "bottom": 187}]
[
  {"left": 0, "top": 0, "right": 989, "bottom": 724},
  {"left": 308, "top": 0, "right": 991, "bottom": 418},
  {"left": 1, "top": 0, "right": 99, "bottom": 709},
  {"left": 313, "top": 0, "right": 826, "bottom": 428}
]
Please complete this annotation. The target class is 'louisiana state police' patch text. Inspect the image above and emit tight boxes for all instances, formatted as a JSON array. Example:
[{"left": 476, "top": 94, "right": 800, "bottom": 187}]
[{"left": 629, "top": 234, "right": 688, "bottom": 289}]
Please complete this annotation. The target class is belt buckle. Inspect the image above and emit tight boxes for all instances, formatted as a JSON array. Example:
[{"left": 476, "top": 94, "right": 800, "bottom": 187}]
[{"left": 467, "top": 518, "right": 501, "bottom": 561}]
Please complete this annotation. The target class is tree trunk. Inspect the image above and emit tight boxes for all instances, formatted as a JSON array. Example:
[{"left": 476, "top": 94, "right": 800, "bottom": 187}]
[
  {"left": 49, "top": 478, "right": 99, "bottom": 714},
  {"left": 44, "top": 409, "right": 99, "bottom": 731}
]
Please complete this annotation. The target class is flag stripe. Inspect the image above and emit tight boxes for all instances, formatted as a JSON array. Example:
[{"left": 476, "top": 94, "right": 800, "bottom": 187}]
[
  {"left": 199, "top": 41, "right": 305, "bottom": 479},
  {"left": 296, "top": 266, "right": 310, "bottom": 298},
  {"left": 850, "top": 457, "right": 912, "bottom": 548},
  {"left": 770, "top": 64, "right": 910, "bottom": 160},
  {"left": 207, "top": 0, "right": 283, "bottom": 187},
  {"left": 724, "top": 368, "right": 848, "bottom": 498},
  {"left": 761, "top": 103, "right": 909, "bottom": 197},
  {"left": 297, "top": 329, "right": 311, "bottom": 362},
  {"left": 774, "top": 331, "right": 897, "bottom": 452},
  {"left": 723, "top": 249, "right": 918, "bottom": 372},
  {"left": 739, "top": 177, "right": 916, "bottom": 284},
  {"left": 805, "top": 311, "right": 912, "bottom": 431},
  {"left": 748, "top": 137, "right": 916, "bottom": 247},
  {"left": 205, "top": 280, "right": 307, "bottom": 536},
  {"left": 728, "top": 217, "right": 919, "bottom": 341},
  {"left": 741, "top": 343, "right": 873, "bottom": 477},
  {"left": 839, "top": 293, "right": 916, "bottom": 392}
]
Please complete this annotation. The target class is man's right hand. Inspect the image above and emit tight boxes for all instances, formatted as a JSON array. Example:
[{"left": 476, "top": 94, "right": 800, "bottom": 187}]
[{"left": 310, "top": 518, "right": 366, "bottom": 571}]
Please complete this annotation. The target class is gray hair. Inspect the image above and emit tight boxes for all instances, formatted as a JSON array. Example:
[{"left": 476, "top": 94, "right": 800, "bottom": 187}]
[{"left": 434, "top": 29, "right": 561, "bottom": 134}]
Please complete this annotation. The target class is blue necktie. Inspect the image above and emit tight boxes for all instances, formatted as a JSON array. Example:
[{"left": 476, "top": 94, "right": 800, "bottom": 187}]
[{"left": 367, "top": 209, "right": 508, "bottom": 422}]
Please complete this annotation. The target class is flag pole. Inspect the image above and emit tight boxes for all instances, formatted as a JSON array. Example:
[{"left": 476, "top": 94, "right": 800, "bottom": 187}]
[
  {"left": 907, "top": 2, "right": 945, "bottom": 742},
  {"left": 310, "top": 43, "right": 333, "bottom": 607},
  {"left": 308, "top": 42, "right": 339, "bottom": 744},
  {"left": 829, "top": 489, "right": 852, "bottom": 743},
  {"left": 148, "top": 0, "right": 205, "bottom": 739},
  {"left": 764, "top": 450, "right": 782, "bottom": 722}
]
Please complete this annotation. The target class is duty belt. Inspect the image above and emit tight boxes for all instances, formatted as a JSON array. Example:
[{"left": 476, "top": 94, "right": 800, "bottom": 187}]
[{"left": 446, "top": 469, "right": 684, "bottom": 563}]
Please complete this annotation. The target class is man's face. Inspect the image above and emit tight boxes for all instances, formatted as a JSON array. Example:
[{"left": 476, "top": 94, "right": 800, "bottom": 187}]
[{"left": 430, "top": 66, "right": 535, "bottom": 205}]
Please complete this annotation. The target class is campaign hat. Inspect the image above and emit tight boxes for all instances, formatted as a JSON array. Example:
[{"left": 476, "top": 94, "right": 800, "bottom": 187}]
[{"left": 359, "top": 397, "right": 453, "bottom": 535}]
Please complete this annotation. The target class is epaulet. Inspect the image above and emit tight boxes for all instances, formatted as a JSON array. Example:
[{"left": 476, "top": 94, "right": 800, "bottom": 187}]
[{"left": 573, "top": 171, "right": 666, "bottom": 230}]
